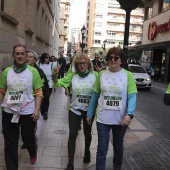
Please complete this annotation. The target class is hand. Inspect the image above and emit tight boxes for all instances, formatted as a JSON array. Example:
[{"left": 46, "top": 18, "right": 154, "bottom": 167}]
[
  {"left": 53, "top": 87, "right": 57, "bottom": 92},
  {"left": 94, "top": 63, "right": 102, "bottom": 72},
  {"left": 65, "top": 88, "right": 70, "bottom": 97},
  {"left": 53, "top": 67, "right": 60, "bottom": 75},
  {"left": 121, "top": 115, "right": 131, "bottom": 127},
  {"left": 86, "top": 117, "right": 92, "bottom": 126},
  {"left": 32, "top": 110, "right": 39, "bottom": 122}
]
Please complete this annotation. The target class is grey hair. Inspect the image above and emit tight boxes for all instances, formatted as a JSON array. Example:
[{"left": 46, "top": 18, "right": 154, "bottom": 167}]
[{"left": 27, "top": 50, "right": 38, "bottom": 61}]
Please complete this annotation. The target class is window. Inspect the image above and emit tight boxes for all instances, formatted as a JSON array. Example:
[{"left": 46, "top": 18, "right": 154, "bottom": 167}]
[
  {"left": 159, "top": 0, "right": 170, "bottom": 12},
  {"left": 107, "top": 32, "right": 115, "bottom": 37},
  {"left": 96, "top": 14, "right": 102, "bottom": 18},
  {"left": 96, "top": 4, "right": 103, "bottom": 9},
  {"left": 95, "top": 22, "right": 102, "bottom": 27},
  {"left": 145, "top": 6, "right": 153, "bottom": 19},
  {"left": 95, "top": 32, "right": 101, "bottom": 36},
  {"left": 93, "top": 40, "right": 101, "bottom": 44},
  {"left": 108, "top": 23, "right": 116, "bottom": 28}
]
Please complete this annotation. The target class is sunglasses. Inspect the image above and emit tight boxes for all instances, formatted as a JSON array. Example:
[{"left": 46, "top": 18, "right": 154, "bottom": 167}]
[
  {"left": 109, "top": 56, "right": 120, "bottom": 61},
  {"left": 78, "top": 62, "right": 87, "bottom": 66},
  {"left": 45, "top": 57, "right": 49, "bottom": 59}
]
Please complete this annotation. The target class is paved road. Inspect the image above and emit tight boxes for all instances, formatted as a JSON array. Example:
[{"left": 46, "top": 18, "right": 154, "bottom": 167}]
[{"left": 105, "top": 84, "right": 170, "bottom": 170}]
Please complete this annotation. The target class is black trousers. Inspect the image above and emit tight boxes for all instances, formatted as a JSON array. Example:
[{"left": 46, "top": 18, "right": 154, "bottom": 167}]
[
  {"left": 58, "top": 71, "right": 65, "bottom": 79},
  {"left": 68, "top": 110, "right": 94, "bottom": 164},
  {"left": 2, "top": 111, "right": 37, "bottom": 170},
  {"left": 41, "top": 88, "right": 52, "bottom": 114}
]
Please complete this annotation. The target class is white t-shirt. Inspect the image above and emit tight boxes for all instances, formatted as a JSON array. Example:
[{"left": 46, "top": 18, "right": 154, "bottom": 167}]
[
  {"left": 39, "top": 63, "right": 53, "bottom": 88},
  {"left": 94, "top": 69, "right": 137, "bottom": 125}
]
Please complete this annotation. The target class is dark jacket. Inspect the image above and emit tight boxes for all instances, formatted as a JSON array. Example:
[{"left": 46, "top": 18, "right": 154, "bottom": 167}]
[
  {"left": 92, "top": 59, "right": 101, "bottom": 71},
  {"left": 57, "top": 58, "right": 66, "bottom": 72}
]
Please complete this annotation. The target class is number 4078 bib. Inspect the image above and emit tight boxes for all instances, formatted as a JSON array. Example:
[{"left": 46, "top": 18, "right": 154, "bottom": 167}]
[
  {"left": 7, "top": 91, "right": 23, "bottom": 104},
  {"left": 103, "top": 96, "right": 122, "bottom": 110}
]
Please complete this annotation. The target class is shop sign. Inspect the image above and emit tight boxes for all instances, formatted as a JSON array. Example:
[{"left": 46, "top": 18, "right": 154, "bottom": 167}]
[{"left": 148, "top": 18, "right": 170, "bottom": 40}]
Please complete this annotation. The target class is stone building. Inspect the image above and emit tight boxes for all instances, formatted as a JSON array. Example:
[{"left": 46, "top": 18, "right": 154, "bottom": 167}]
[
  {"left": 0, "top": 0, "right": 60, "bottom": 72},
  {"left": 59, "top": 0, "right": 70, "bottom": 56}
]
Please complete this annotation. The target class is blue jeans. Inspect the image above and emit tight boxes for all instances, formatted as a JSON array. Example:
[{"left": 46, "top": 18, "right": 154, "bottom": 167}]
[{"left": 96, "top": 122, "right": 127, "bottom": 170}]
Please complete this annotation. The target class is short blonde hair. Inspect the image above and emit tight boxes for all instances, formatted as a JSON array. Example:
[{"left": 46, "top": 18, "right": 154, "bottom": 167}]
[{"left": 73, "top": 53, "right": 93, "bottom": 73}]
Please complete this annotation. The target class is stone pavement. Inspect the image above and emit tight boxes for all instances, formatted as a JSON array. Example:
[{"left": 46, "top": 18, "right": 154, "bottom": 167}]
[{"left": 0, "top": 86, "right": 170, "bottom": 170}]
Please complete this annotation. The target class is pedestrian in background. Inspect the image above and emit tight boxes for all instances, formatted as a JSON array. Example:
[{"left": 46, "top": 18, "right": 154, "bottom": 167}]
[
  {"left": 92, "top": 54, "right": 101, "bottom": 71},
  {"left": 0, "top": 44, "right": 43, "bottom": 169},
  {"left": 55, "top": 54, "right": 98, "bottom": 170},
  {"left": 161, "top": 64, "right": 166, "bottom": 82},
  {"left": 154, "top": 64, "right": 160, "bottom": 82},
  {"left": 57, "top": 52, "right": 66, "bottom": 79},
  {"left": 164, "top": 83, "right": 170, "bottom": 106},
  {"left": 39, "top": 53, "right": 58, "bottom": 119},
  {"left": 87, "top": 47, "right": 137, "bottom": 170},
  {"left": 50, "top": 55, "right": 58, "bottom": 68}
]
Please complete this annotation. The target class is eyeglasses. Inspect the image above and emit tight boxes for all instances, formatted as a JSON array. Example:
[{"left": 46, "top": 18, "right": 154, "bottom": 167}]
[
  {"left": 109, "top": 56, "right": 120, "bottom": 61},
  {"left": 78, "top": 62, "right": 87, "bottom": 66}
]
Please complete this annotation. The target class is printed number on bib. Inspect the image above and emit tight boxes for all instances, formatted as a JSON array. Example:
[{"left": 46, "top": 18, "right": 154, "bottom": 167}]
[
  {"left": 7, "top": 91, "right": 23, "bottom": 104},
  {"left": 104, "top": 96, "right": 122, "bottom": 110},
  {"left": 76, "top": 95, "right": 91, "bottom": 106}
]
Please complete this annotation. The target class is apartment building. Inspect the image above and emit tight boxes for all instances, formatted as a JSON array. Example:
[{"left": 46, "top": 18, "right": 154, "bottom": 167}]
[
  {"left": 141, "top": 0, "right": 170, "bottom": 81},
  {"left": 86, "top": 0, "right": 144, "bottom": 57},
  {"left": 59, "top": 0, "right": 70, "bottom": 56},
  {"left": 0, "top": 0, "right": 60, "bottom": 72}
]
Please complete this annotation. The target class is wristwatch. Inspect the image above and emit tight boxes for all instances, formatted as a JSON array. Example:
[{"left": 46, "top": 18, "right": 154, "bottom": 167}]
[{"left": 127, "top": 114, "right": 133, "bottom": 119}]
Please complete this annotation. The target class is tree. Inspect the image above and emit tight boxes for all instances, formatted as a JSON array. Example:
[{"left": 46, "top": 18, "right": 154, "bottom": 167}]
[{"left": 128, "top": 48, "right": 143, "bottom": 64}]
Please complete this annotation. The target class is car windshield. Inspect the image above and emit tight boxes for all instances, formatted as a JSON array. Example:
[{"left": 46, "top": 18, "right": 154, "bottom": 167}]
[{"left": 129, "top": 66, "right": 146, "bottom": 73}]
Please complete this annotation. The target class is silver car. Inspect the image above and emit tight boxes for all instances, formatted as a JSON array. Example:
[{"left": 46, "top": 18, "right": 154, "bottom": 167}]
[{"left": 128, "top": 64, "right": 151, "bottom": 90}]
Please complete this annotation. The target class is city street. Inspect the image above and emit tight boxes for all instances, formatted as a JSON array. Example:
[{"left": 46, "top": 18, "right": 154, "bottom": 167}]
[{"left": 103, "top": 83, "right": 170, "bottom": 170}]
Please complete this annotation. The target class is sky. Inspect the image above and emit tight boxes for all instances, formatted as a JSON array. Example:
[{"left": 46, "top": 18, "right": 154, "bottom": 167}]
[{"left": 69, "top": 0, "right": 88, "bottom": 40}]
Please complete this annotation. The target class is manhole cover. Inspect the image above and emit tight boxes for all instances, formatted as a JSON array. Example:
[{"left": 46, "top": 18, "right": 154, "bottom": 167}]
[{"left": 54, "top": 129, "right": 66, "bottom": 135}]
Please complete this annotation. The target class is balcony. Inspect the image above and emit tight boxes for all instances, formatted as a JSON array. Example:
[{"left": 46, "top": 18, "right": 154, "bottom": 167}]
[
  {"left": 108, "top": 8, "right": 125, "bottom": 15},
  {"left": 59, "top": 30, "right": 68, "bottom": 36},
  {"left": 65, "top": 10, "right": 69, "bottom": 16},
  {"left": 107, "top": 16, "right": 125, "bottom": 23},
  {"left": 107, "top": 26, "right": 124, "bottom": 32},
  {"left": 64, "top": 21, "right": 69, "bottom": 27}
]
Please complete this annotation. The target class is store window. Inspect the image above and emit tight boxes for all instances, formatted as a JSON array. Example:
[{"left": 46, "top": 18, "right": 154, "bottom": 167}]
[
  {"left": 145, "top": 6, "right": 153, "bottom": 19},
  {"left": 159, "top": 0, "right": 170, "bottom": 12}
]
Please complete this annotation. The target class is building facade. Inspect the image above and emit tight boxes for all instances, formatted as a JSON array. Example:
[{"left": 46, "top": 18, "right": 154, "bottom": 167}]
[
  {"left": 86, "top": 0, "right": 144, "bottom": 58},
  {"left": 59, "top": 0, "right": 70, "bottom": 56},
  {"left": 141, "top": 0, "right": 170, "bottom": 82},
  {"left": 0, "top": 0, "right": 60, "bottom": 72}
]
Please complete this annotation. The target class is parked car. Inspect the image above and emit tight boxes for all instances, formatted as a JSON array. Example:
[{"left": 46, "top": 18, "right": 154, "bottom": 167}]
[{"left": 128, "top": 64, "right": 151, "bottom": 90}]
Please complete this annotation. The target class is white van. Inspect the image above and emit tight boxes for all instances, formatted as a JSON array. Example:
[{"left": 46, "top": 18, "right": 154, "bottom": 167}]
[{"left": 128, "top": 64, "right": 151, "bottom": 90}]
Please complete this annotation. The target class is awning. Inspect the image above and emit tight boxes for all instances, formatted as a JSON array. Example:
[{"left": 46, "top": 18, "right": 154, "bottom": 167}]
[{"left": 128, "top": 40, "right": 170, "bottom": 51}]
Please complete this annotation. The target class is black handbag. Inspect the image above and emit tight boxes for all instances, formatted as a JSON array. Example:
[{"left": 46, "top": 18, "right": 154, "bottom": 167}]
[{"left": 164, "top": 93, "right": 170, "bottom": 106}]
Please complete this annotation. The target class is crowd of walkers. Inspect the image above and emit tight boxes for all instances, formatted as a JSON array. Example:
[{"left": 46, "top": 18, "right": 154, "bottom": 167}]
[{"left": 0, "top": 44, "right": 169, "bottom": 170}]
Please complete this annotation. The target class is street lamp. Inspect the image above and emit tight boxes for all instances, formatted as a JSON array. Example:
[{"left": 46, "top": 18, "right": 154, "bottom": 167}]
[
  {"left": 117, "top": 0, "right": 143, "bottom": 68},
  {"left": 80, "top": 25, "right": 86, "bottom": 53},
  {"left": 102, "top": 40, "right": 107, "bottom": 51}
]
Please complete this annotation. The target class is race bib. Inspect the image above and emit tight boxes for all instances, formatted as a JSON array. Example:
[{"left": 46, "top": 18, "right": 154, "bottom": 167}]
[
  {"left": 76, "top": 95, "right": 91, "bottom": 106},
  {"left": 7, "top": 91, "right": 23, "bottom": 104},
  {"left": 103, "top": 96, "right": 122, "bottom": 110}
]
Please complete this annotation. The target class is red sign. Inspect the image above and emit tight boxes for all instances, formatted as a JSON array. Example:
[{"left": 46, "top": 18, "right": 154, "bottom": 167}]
[{"left": 148, "top": 18, "right": 170, "bottom": 40}]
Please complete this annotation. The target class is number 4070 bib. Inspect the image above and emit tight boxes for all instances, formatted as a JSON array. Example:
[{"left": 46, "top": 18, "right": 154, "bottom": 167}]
[{"left": 103, "top": 96, "right": 122, "bottom": 110}]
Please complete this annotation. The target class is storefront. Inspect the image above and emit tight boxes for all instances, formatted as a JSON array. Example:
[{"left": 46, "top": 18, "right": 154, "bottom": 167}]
[{"left": 137, "top": 0, "right": 170, "bottom": 82}]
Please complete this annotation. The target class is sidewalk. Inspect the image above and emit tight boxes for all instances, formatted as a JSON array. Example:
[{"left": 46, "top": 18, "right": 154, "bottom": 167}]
[{"left": 0, "top": 87, "right": 169, "bottom": 169}]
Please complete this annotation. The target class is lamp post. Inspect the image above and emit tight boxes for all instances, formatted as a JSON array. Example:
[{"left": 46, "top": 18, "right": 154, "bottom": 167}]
[
  {"left": 117, "top": 0, "right": 143, "bottom": 68},
  {"left": 80, "top": 25, "right": 86, "bottom": 53}
]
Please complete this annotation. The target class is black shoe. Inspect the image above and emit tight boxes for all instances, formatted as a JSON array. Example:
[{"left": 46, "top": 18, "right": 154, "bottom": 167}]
[
  {"left": 21, "top": 143, "right": 27, "bottom": 149},
  {"left": 43, "top": 113, "right": 48, "bottom": 120},
  {"left": 83, "top": 151, "right": 91, "bottom": 163},
  {"left": 64, "top": 163, "right": 74, "bottom": 170}
]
